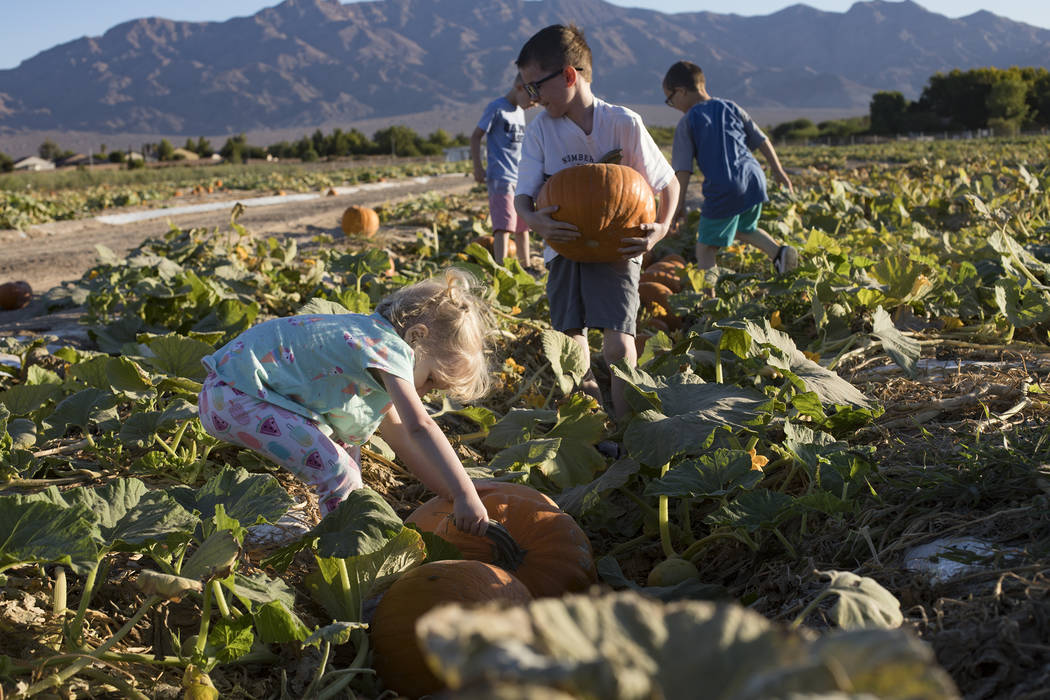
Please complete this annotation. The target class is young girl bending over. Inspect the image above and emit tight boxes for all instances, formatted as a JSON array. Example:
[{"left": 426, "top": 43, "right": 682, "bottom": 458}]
[{"left": 197, "top": 269, "right": 494, "bottom": 535}]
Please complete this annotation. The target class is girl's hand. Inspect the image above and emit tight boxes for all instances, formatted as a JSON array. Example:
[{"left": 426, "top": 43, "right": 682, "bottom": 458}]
[{"left": 453, "top": 492, "right": 489, "bottom": 536}]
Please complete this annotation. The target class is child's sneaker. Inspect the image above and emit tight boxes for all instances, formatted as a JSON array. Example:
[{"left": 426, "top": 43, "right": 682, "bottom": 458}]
[{"left": 773, "top": 245, "right": 799, "bottom": 274}]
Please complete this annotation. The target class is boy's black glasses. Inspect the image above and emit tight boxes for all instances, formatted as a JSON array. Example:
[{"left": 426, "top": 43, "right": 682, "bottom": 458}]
[
  {"left": 523, "top": 67, "right": 582, "bottom": 100},
  {"left": 664, "top": 88, "right": 681, "bottom": 107}
]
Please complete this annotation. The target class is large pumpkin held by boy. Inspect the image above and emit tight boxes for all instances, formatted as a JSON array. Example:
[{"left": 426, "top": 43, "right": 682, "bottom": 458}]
[{"left": 536, "top": 162, "right": 656, "bottom": 263}]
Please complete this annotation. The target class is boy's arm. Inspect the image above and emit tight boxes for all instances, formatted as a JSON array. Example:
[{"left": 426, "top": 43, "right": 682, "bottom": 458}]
[
  {"left": 757, "top": 139, "right": 793, "bottom": 193},
  {"left": 618, "top": 176, "right": 680, "bottom": 257},
  {"left": 469, "top": 127, "right": 486, "bottom": 184},
  {"left": 671, "top": 170, "right": 692, "bottom": 233}
]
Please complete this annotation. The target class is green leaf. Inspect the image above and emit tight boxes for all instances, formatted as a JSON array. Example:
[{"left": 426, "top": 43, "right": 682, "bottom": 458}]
[
  {"left": 208, "top": 614, "right": 255, "bottom": 663},
  {"left": 309, "top": 488, "right": 406, "bottom": 559},
  {"left": 169, "top": 467, "right": 292, "bottom": 529},
  {"left": 182, "top": 530, "right": 240, "bottom": 580},
  {"left": 135, "top": 335, "right": 216, "bottom": 381},
  {"left": 298, "top": 298, "right": 352, "bottom": 315},
  {"left": 303, "top": 621, "right": 366, "bottom": 649},
  {"left": 557, "top": 457, "right": 641, "bottom": 517},
  {"left": 253, "top": 601, "right": 312, "bottom": 644},
  {"left": 644, "top": 450, "right": 763, "bottom": 499},
  {"left": 118, "top": 399, "right": 198, "bottom": 448},
  {"left": 993, "top": 278, "right": 1050, "bottom": 328},
  {"left": 224, "top": 570, "right": 298, "bottom": 612},
  {"left": 59, "top": 478, "right": 199, "bottom": 550},
  {"left": 542, "top": 330, "right": 588, "bottom": 395},
  {"left": 871, "top": 307, "right": 920, "bottom": 377},
  {"left": 0, "top": 383, "right": 61, "bottom": 416},
  {"left": 40, "top": 388, "right": 120, "bottom": 440},
  {"left": 0, "top": 498, "right": 98, "bottom": 574},
  {"left": 191, "top": 299, "right": 259, "bottom": 337},
  {"left": 815, "top": 570, "right": 903, "bottom": 630},
  {"left": 705, "top": 489, "right": 795, "bottom": 532},
  {"left": 488, "top": 438, "right": 562, "bottom": 475},
  {"left": 485, "top": 408, "right": 556, "bottom": 448}
]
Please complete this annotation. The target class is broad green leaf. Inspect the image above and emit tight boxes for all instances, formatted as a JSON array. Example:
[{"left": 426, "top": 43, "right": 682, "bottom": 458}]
[
  {"left": 871, "top": 307, "right": 920, "bottom": 377},
  {"left": 136, "top": 335, "right": 216, "bottom": 381},
  {"left": 224, "top": 570, "right": 298, "bottom": 611},
  {"left": 118, "top": 399, "right": 198, "bottom": 448},
  {"left": 541, "top": 330, "right": 588, "bottom": 395},
  {"left": 24, "top": 365, "right": 62, "bottom": 386},
  {"left": 69, "top": 356, "right": 154, "bottom": 400},
  {"left": 253, "top": 601, "right": 312, "bottom": 644},
  {"left": 816, "top": 570, "right": 904, "bottom": 630},
  {"left": 7, "top": 418, "right": 37, "bottom": 450},
  {"left": 415, "top": 589, "right": 956, "bottom": 699},
  {"left": 59, "top": 478, "right": 199, "bottom": 549},
  {"left": 993, "top": 278, "right": 1050, "bottom": 328},
  {"left": 644, "top": 451, "right": 763, "bottom": 499},
  {"left": 307, "top": 525, "right": 426, "bottom": 621},
  {"left": 182, "top": 530, "right": 240, "bottom": 580},
  {"left": 303, "top": 621, "right": 366, "bottom": 648},
  {"left": 0, "top": 498, "right": 98, "bottom": 574},
  {"left": 208, "top": 615, "right": 256, "bottom": 662},
  {"left": 191, "top": 298, "right": 259, "bottom": 337},
  {"left": 298, "top": 298, "right": 352, "bottom": 315},
  {"left": 309, "top": 488, "right": 406, "bottom": 560},
  {"left": 40, "top": 388, "right": 120, "bottom": 440},
  {"left": 0, "top": 383, "right": 61, "bottom": 416},
  {"left": 557, "top": 457, "right": 641, "bottom": 517},
  {"left": 705, "top": 489, "right": 795, "bottom": 532},
  {"left": 488, "top": 438, "right": 561, "bottom": 475},
  {"left": 169, "top": 467, "right": 292, "bottom": 529},
  {"left": 485, "top": 408, "right": 556, "bottom": 448}
]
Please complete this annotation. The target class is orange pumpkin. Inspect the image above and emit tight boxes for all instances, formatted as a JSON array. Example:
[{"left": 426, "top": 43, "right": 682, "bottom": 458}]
[
  {"left": 639, "top": 281, "right": 674, "bottom": 310},
  {"left": 406, "top": 481, "right": 597, "bottom": 598},
  {"left": 371, "top": 560, "right": 531, "bottom": 698},
  {"left": 640, "top": 268, "right": 682, "bottom": 293},
  {"left": 658, "top": 253, "right": 687, "bottom": 268},
  {"left": 341, "top": 206, "right": 380, "bottom": 237},
  {"left": 0, "top": 281, "right": 32, "bottom": 310},
  {"left": 469, "top": 235, "right": 516, "bottom": 259},
  {"left": 536, "top": 164, "right": 655, "bottom": 263}
]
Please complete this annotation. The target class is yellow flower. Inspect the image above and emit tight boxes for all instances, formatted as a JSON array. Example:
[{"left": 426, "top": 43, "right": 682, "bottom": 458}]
[
  {"left": 510, "top": 305, "right": 522, "bottom": 315},
  {"left": 748, "top": 448, "right": 769, "bottom": 471},
  {"left": 942, "top": 317, "right": 964, "bottom": 330},
  {"left": 803, "top": 350, "right": 821, "bottom": 363},
  {"left": 770, "top": 310, "right": 783, "bottom": 329}
]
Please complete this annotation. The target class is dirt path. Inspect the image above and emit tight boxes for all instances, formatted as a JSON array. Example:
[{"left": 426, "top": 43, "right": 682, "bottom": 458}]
[{"left": 0, "top": 173, "right": 474, "bottom": 333}]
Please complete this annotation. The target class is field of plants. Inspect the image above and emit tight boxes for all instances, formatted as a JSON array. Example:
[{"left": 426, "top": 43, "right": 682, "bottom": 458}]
[{"left": 1, "top": 136, "right": 1049, "bottom": 699}]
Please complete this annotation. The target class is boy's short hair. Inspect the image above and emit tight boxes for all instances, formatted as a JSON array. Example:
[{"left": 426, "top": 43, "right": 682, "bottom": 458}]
[
  {"left": 516, "top": 24, "right": 592, "bottom": 82},
  {"left": 663, "top": 61, "right": 705, "bottom": 92}
]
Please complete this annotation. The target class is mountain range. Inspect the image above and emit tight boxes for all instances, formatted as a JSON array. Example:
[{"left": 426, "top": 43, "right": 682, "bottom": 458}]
[{"left": 1, "top": 0, "right": 1049, "bottom": 136}]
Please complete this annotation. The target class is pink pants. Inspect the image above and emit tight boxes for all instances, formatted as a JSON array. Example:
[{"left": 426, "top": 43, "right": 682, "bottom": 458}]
[{"left": 198, "top": 373, "right": 362, "bottom": 515}]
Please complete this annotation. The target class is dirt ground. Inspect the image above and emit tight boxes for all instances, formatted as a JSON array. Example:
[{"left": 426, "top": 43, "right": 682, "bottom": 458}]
[{"left": 0, "top": 172, "right": 476, "bottom": 328}]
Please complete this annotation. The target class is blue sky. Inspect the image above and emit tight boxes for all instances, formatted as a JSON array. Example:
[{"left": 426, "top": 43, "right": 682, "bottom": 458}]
[{"left": 2, "top": 0, "right": 1048, "bottom": 70}]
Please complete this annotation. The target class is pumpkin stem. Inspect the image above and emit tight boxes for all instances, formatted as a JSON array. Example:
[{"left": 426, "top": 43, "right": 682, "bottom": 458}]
[
  {"left": 484, "top": 522, "right": 526, "bottom": 572},
  {"left": 598, "top": 148, "right": 623, "bottom": 164}
]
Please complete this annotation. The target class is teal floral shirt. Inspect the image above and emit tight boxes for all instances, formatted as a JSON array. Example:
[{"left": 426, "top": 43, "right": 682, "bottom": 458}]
[{"left": 201, "top": 313, "right": 415, "bottom": 444}]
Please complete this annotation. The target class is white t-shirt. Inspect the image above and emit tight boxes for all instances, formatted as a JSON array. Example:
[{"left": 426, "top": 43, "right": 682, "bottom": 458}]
[{"left": 515, "top": 98, "right": 675, "bottom": 262}]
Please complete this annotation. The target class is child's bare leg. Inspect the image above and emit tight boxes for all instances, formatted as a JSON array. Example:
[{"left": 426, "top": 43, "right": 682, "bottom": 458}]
[
  {"left": 603, "top": 329, "right": 637, "bottom": 422},
  {"left": 735, "top": 228, "right": 781, "bottom": 258},
  {"left": 514, "top": 230, "right": 531, "bottom": 268},
  {"left": 695, "top": 243, "right": 719, "bottom": 298},
  {"left": 566, "top": 328, "right": 603, "bottom": 406},
  {"left": 493, "top": 230, "right": 511, "bottom": 264}
]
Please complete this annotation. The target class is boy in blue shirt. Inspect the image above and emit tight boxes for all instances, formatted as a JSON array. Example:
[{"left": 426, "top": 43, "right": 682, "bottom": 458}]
[
  {"left": 663, "top": 61, "right": 797, "bottom": 283},
  {"left": 471, "top": 76, "right": 536, "bottom": 270}
]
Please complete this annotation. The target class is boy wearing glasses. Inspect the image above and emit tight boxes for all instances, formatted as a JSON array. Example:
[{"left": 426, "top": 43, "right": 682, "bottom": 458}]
[
  {"left": 663, "top": 60, "right": 797, "bottom": 282},
  {"left": 513, "top": 24, "right": 679, "bottom": 422},
  {"left": 470, "top": 76, "right": 537, "bottom": 271}
]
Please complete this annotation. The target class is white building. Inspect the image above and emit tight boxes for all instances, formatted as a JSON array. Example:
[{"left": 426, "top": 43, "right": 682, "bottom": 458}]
[
  {"left": 13, "top": 156, "right": 55, "bottom": 171},
  {"left": 443, "top": 146, "right": 472, "bottom": 163}
]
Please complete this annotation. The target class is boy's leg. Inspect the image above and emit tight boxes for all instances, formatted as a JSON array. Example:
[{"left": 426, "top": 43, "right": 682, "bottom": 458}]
[
  {"left": 513, "top": 214, "right": 532, "bottom": 269},
  {"left": 602, "top": 329, "right": 637, "bottom": 421},
  {"left": 493, "top": 230, "right": 512, "bottom": 264},
  {"left": 734, "top": 228, "right": 780, "bottom": 258},
  {"left": 734, "top": 204, "right": 798, "bottom": 273},
  {"left": 199, "top": 375, "right": 361, "bottom": 515}
]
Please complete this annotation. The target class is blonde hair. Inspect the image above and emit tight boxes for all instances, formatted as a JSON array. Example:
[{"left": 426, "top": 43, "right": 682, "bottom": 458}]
[{"left": 375, "top": 268, "right": 496, "bottom": 401}]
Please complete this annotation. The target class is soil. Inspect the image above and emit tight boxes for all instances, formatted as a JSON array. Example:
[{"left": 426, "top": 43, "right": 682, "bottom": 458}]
[{"left": 0, "top": 172, "right": 476, "bottom": 333}]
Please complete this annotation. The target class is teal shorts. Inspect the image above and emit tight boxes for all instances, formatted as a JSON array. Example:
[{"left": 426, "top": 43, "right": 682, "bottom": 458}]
[{"left": 697, "top": 204, "right": 763, "bottom": 247}]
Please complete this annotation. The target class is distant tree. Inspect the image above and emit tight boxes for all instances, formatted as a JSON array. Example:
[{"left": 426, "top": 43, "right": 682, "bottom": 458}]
[
  {"left": 373, "top": 125, "right": 423, "bottom": 157},
  {"left": 157, "top": 139, "right": 176, "bottom": 161},
  {"left": 220, "top": 134, "right": 249, "bottom": 163},
  {"left": 108, "top": 151, "right": 125, "bottom": 164},
  {"left": 184, "top": 138, "right": 197, "bottom": 154},
  {"left": 1031, "top": 71, "right": 1050, "bottom": 127},
  {"left": 869, "top": 91, "right": 909, "bottom": 134},
  {"left": 0, "top": 152, "right": 12, "bottom": 172},
  {"left": 986, "top": 77, "right": 1030, "bottom": 135},
  {"left": 771, "top": 118, "right": 818, "bottom": 142},
  {"left": 38, "top": 138, "right": 63, "bottom": 161},
  {"left": 196, "top": 137, "right": 213, "bottom": 157}
]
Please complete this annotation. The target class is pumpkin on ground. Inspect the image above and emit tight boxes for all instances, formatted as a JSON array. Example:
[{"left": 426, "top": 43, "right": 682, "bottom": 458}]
[
  {"left": 536, "top": 163, "right": 655, "bottom": 263},
  {"left": 639, "top": 281, "right": 674, "bottom": 311},
  {"left": 0, "top": 281, "right": 32, "bottom": 310},
  {"left": 640, "top": 268, "right": 682, "bottom": 293},
  {"left": 406, "top": 480, "right": 597, "bottom": 598},
  {"left": 371, "top": 560, "right": 532, "bottom": 699},
  {"left": 340, "top": 205, "right": 380, "bottom": 237}
]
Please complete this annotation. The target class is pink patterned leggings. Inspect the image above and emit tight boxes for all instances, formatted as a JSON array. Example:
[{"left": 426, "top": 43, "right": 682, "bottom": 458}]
[{"left": 198, "top": 373, "right": 363, "bottom": 515}]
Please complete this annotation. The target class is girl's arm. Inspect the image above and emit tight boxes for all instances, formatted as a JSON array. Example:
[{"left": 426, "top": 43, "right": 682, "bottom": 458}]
[{"left": 377, "top": 371, "right": 488, "bottom": 535}]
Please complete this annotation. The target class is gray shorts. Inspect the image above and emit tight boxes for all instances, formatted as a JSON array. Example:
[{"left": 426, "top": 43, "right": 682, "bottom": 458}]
[{"left": 546, "top": 256, "right": 641, "bottom": 335}]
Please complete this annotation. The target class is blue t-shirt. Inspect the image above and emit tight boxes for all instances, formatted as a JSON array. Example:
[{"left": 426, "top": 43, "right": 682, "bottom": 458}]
[
  {"left": 671, "top": 99, "right": 768, "bottom": 220},
  {"left": 201, "top": 313, "right": 415, "bottom": 444},
  {"left": 477, "top": 97, "right": 526, "bottom": 185}
]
